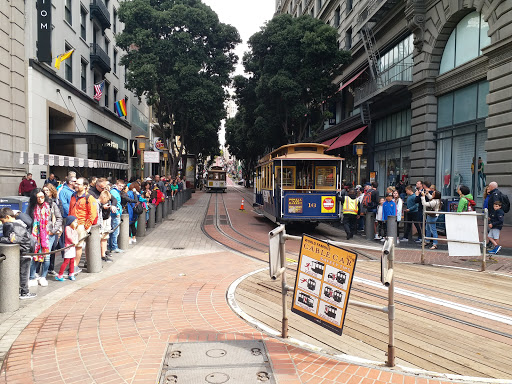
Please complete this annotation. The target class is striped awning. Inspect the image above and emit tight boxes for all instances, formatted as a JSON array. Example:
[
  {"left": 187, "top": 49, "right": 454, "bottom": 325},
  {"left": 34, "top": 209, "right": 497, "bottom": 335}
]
[{"left": 19, "top": 152, "right": 129, "bottom": 170}]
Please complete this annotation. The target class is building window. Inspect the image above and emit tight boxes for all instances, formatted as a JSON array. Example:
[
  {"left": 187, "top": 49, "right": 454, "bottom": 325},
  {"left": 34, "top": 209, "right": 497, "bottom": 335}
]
[
  {"left": 334, "top": 7, "right": 341, "bottom": 27},
  {"left": 346, "top": 0, "right": 352, "bottom": 13},
  {"left": 316, "top": 0, "right": 322, "bottom": 14},
  {"left": 345, "top": 28, "right": 352, "bottom": 49},
  {"left": 439, "top": 12, "right": 490, "bottom": 74},
  {"left": 124, "top": 96, "right": 128, "bottom": 118},
  {"left": 65, "top": 0, "right": 72, "bottom": 25},
  {"left": 113, "top": 8, "right": 117, "bottom": 34},
  {"left": 113, "top": 88, "right": 118, "bottom": 104},
  {"left": 374, "top": 109, "right": 411, "bottom": 144},
  {"left": 378, "top": 35, "right": 414, "bottom": 85},
  {"left": 113, "top": 50, "right": 117, "bottom": 73},
  {"left": 105, "top": 38, "right": 110, "bottom": 57},
  {"left": 65, "top": 44, "right": 73, "bottom": 82},
  {"left": 80, "top": 6, "right": 87, "bottom": 39},
  {"left": 104, "top": 81, "right": 110, "bottom": 108},
  {"left": 80, "top": 59, "right": 87, "bottom": 92}
]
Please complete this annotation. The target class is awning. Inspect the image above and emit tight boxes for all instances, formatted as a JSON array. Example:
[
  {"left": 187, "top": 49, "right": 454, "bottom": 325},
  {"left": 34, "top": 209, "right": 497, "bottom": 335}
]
[
  {"left": 49, "top": 132, "right": 111, "bottom": 143},
  {"left": 337, "top": 67, "right": 367, "bottom": 92},
  {"left": 320, "top": 136, "right": 340, "bottom": 147},
  {"left": 327, "top": 126, "right": 367, "bottom": 151},
  {"left": 19, "top": 152, "right": 129, "bottom": 170}
]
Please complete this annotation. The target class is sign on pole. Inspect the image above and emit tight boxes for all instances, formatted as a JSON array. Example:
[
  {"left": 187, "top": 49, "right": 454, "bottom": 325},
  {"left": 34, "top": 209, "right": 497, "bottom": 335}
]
[
  {"left": 144, "top": 151, "right": 160, "bottom": 164},
  {"left": 445, "top": 213, "right": 481, "bottom": 256},
  {"left": 291, "top": 235, "right": 357, "bottom": 335}
]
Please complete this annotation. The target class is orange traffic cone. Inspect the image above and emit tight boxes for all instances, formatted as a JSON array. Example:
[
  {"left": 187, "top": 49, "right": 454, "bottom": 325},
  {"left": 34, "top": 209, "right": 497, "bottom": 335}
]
[{"left": 239, "top": 198, "right": 245, "bottom": 211}]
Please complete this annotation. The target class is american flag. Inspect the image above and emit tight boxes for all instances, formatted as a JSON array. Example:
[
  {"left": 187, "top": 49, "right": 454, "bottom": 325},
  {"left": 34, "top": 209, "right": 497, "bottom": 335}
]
[{"left": 94, "top": 81, "right": 105, "bottom": 101}]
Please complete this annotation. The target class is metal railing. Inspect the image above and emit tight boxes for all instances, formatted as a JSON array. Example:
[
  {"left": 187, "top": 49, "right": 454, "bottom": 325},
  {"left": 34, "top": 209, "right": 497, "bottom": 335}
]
[
  {"left": 90, "top": 43, "right": 111, "bottom": 72},
  {"left": 90, "top": 0, "right": 111, "bottom": 29}
]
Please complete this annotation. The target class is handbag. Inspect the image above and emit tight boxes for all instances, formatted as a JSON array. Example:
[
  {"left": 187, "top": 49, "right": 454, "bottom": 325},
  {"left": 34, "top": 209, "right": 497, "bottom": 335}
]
[{"left": 133, "top": 203, "right": 144, "bottom": 215}]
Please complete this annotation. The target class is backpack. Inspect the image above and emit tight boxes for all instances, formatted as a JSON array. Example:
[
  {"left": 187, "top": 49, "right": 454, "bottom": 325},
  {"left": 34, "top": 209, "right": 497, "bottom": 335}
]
[
  {"left": 133, "top": 203, "right": 144, "bottom": 215},
  {"left": 362, "top": 191, "right": 373, "bottom": 208},
  {"left": 466, "top": 198, "right": 476, "bottom": 211}
]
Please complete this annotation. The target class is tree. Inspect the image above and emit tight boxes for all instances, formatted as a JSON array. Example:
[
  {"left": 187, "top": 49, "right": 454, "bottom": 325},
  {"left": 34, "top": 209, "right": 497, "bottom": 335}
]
[
  {"left": 116, "top": 0, "right": 241, "bottom": 175},
  {"left": 241, "top": 14, "right": 351, "bottom": 144}
]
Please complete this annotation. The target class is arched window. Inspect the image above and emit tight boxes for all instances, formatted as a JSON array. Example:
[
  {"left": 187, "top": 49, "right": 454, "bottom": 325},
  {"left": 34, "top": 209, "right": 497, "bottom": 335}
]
[{"left": 439, "top": 12, "right": 491, "bottom": 74}]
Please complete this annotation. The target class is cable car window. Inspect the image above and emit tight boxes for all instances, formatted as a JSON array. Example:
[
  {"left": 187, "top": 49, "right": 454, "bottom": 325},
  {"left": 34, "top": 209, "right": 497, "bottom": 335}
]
[
  {"left": 316, "top": 166, "right": 336, "bottom": 189},
  {"left": 275, "top": 166, "right": 296, "bottom": 189}
]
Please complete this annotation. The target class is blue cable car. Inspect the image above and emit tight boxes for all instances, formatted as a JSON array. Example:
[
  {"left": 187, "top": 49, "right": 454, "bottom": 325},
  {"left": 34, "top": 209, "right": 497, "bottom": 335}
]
[{"left": 254, "top": 143, "right": 344, "bottom": 225}]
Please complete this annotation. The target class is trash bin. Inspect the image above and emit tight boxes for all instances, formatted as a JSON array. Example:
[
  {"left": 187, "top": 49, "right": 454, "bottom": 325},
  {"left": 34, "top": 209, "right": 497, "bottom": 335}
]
[{"left": 0, "top": 196, "right": 30, "bottom": 213}]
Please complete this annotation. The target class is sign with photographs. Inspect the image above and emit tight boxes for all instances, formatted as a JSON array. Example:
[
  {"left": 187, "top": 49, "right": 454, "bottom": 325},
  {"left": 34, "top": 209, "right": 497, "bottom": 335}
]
[{"left": 291, "top": 234, "right": 357, "bottom": 335}]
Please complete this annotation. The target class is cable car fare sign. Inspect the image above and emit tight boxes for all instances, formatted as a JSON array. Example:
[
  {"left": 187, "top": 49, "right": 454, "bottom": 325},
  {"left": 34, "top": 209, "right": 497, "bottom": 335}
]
[{"left": 292, "top": 234, "right": 357, "bottom": 335}]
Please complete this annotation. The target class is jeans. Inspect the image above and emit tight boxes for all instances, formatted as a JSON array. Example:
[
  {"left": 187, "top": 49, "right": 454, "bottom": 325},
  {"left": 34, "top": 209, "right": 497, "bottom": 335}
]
[
  {"left": 30, "top": 235, "right": 56, "bottom": 279},
  {"left": 20, "top": 256, "right": 31, "bottom": 295},
  {"left": 108, "top": 215, "right": 120, "bottom": 251},
  {"left": 426, "top": 215, "right": 438, "bottom": 245}
]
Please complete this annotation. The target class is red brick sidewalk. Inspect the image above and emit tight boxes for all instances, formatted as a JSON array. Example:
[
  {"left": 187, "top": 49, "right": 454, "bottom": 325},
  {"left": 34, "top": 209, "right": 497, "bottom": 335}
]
[{"left": 0, "top": 250, "right": 464, "bottom": 384}]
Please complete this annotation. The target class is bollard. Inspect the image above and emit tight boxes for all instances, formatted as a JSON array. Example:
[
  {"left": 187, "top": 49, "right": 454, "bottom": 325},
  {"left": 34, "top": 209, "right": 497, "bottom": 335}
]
[
  {"left": 165, "top": 197, "right": 171, "bottom": 217},
  {"left": 178, "top": 191, "right": 183, "bottom": 208},
  {"left": 172, "top": 196, "right": 177, "bottom": 211},
  {"left": 85, "top": 225, "right": 102, "bottom": 273},
  {"left": 0, "top": 244, "right": 20, "bottom": 313},
  {"left": 365, "top": 212, "right": 375, "bottom": 240},
  {"left": 118, "top": 214, "right": 130, "bottom": 250},
  {"left": 387, "top": 216, "right": 397, "bottom": 246},
  {"left": 156, "top": 203, "right": 163, "bottom": 224},
  {"left": 187, "top": 189, "right": 191, "bottom": 201},
  {"left": 136, "top": 211, "right": 146, "bottom": 238},
  {"left": 148, "top": 204, "right": 156, "bottom": 229}
]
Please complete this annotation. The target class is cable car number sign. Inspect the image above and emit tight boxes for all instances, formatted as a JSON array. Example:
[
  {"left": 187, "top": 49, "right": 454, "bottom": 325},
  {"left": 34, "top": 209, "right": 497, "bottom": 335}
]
[{"left": 291, "top": 234, "right": 357, "bottom": 335}]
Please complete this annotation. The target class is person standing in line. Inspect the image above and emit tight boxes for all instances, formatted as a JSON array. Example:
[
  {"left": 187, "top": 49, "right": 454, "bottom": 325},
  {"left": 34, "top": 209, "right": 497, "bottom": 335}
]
[
  {"left": 337, "top": 188, "right": 360, "bottom": 240},
  {"left": 55, "top": 216, "right": 79, "bottom": 281},
  {"left": 19, "top": 173, "right": 37, "bottom": 197},
  {"left": 375, "top": 198, "right": 385, "bottom": 240},
  {"left": 381, "top": 193, "right": 397, "bottom": 242},
  {"left": 421, "top": 190, "right": 442, "bottom": 250},
  {"left": 487, "top": 201, "right": 504, "bottom": 255},
  {"left": 96, "top": 190, "right": 113, "bottom": 262},
  {"left": 392, "top": 189, "right": 403, "bottom": 244},
  {"left": 57, "top": 172, "right": 77, "bottom": 218},
  {"left": 45, "top": 173, "right": 59, "bottom": 188},
  {"left": 125, "top": 181, "right": 142, "bottom": 244},
  {"left": 42, "top": 184, "right": 63, "bottom": 277},
  {"left": 456, "top": 185, "right": 475, "bottom": 212},
  {"left": 402, "top": 185, "right": 420, "bottom": 242},
  {"left": 68, "top": 178, "right": 97, "bottom": 271}
]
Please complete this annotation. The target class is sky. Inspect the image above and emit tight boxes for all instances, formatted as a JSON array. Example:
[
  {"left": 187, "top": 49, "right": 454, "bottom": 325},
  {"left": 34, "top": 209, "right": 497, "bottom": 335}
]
[{"left": 200, "top": 0, "right": 276, "bottom": 147}]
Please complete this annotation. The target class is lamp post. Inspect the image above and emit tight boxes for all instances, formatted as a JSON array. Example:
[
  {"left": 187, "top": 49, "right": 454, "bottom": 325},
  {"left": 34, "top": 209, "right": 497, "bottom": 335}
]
[
  {"left": 354, "top": 142, "right": 366, "bottom": 186},
  {"left": 135, "top": 135, "right": 148, "bottom": 179},
  {"left": 162, "top": 148, "right": 169, "bottom": 177}
]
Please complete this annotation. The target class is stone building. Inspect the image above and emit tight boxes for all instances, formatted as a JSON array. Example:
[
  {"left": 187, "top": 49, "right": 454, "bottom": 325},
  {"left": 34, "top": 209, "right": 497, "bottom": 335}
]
[
  {"left": 0, "top": 1, "right": 28, "bottom": 196},
  {"left": 276, "top": 0, "right": 512, "bottom": 214}
]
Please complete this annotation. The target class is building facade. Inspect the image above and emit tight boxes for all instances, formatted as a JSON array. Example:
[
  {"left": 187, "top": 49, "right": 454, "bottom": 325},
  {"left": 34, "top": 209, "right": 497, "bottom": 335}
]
[
  {"left": 23, "top": 0, "right": 150, "bottom": 187},
  {"left": 276, "top": 0, "right": 512, "bottom": 216},
  {"left": 0, "top": 1, "right": 28, "bottom": 197}
]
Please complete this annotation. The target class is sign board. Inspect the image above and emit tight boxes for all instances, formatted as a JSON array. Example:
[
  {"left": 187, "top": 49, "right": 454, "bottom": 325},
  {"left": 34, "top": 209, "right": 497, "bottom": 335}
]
[
  {"left": 154, "top": 137, "right": 166, "bottom": 151},
  {"left": 291, "top": 235, "right": 357, "bottom": 335},
  {"left": 40, "top": 171, "right": 47, "bottom": 179},
  {"left": 370, "top": 172, "right": 377, "bottom": 183},
  {"left": 288, "top": 197, "right": 303, "bottom": 214},
  {"left": 268, "top": 233, "right": 281, "bottom": 279},
  {"left": 321, "top": 196, "right": 335, "bottom": 213},
  {"left": 445, "top": 213, "right": 481, "bottom": 256},
  {"left": 37, "top": 0, "right": 52, "bottom": 63},
  {"left": 130, "top": 140, "right": 138, "bottom": 158},
  {"left": 144, "top": 151, "right": 160, "bottom": 163}
]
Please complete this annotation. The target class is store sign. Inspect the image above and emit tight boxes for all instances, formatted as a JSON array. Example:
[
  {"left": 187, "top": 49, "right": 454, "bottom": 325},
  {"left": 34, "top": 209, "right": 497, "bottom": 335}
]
[
  {"left": 130, "top": 140, "right": 138, "bottom": 158},
  {"left": 154, "top": 137, "right": 165, "bottom": 151},
  {"left": 321, "top": 196, "right": 335, "bottom": 213},
  {"left": 144, "top": 151, "right": 160, "bottom": 163},
  {"left": 292, "top": 235, "right": 357, "bottom": 335},
  {"left": 288, "top": 197, "right": 303, "bottom": 214},
  {"left": 37, "top": 0, "right": 52, "bottom": 63}
]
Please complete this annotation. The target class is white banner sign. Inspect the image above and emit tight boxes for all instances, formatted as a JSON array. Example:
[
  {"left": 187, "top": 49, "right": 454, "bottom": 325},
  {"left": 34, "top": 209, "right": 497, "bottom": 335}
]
[
  {"left": 445, "top": 213, "right": 481, "bottom": 256},
  {"left": 144, "top": 151, "right": 160, "bottom": 163}
]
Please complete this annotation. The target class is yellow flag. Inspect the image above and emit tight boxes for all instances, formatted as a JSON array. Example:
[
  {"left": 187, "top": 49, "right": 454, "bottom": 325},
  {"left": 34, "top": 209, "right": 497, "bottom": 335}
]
[{"left": 54, "top": 49, "right": 74, "bottom": 69}]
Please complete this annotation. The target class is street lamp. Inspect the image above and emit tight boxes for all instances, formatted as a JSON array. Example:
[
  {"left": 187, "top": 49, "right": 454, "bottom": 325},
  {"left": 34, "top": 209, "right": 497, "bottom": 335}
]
[
  {"left": 162, "top": 148, "right": 169, "bottom": 177},
  {"left": 354, "top": 142, "right": 366, "bottom": 186},
  {"left": 135, "top": 135, "right": 148, "bottom": 179}
]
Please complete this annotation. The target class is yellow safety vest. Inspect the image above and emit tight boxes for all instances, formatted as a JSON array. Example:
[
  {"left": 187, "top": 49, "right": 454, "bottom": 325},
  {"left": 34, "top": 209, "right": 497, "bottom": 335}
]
[{"left": 342, "top": 197, "right": 358, "bottom": 215}]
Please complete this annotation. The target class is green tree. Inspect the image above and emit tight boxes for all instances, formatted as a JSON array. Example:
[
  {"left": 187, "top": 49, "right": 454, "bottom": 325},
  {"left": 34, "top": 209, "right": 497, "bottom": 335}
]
[
  {"left": 116, "top": 0, "right": 240, "bottom": 175},
  {"left": 242, "top": 14, "right": 351, "bottom": 144}
]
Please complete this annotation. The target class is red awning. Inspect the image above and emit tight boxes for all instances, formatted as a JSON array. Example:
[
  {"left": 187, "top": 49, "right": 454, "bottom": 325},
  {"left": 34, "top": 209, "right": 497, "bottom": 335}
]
[
  {"left": 337, "top": 67, "right": 367, "bottom": 92},
  {"left": 327, "top": 126, "right": 367, "bottom": 151},
  {"left": 321, "top": 136, "right": 340, "bottom": 147}
]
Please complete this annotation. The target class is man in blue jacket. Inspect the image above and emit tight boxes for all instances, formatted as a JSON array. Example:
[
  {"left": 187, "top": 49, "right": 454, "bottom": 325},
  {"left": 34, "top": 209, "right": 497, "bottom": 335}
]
[
  {"left": 109, "top": 179, "right": 124, "bottom": 253},
  {"left": 57, "top": 172, "right": 77, "bottom": 218}
]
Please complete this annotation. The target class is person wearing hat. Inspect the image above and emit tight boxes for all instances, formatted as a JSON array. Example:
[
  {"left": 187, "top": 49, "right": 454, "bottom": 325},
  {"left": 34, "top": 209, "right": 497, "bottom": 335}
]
[
  {"left": 55, "top": 215, "right": 78, "bottom": 281},
  {"left": 337, "top": 188, "right": 361, "bottom": 240},
  {"left": 381, "top": 192, "right": 397, "bottom": 241}
]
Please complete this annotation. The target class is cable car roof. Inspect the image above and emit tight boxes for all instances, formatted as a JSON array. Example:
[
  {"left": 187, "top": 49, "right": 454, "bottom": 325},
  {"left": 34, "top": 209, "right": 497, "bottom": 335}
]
[{"left": 258, "top": 143, "right": 344, "bottom": 164}]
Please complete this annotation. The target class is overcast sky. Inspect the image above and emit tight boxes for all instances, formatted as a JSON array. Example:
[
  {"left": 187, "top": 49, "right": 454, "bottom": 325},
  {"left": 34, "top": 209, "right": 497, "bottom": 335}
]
[{"left": 202, "top": 0, "right": 276, "bottom": 76}]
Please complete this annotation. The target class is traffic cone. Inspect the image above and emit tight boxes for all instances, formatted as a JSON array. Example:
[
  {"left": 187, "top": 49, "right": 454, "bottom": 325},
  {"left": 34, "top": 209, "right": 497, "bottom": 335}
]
[{"left": 239, "top": 198, "right": 245, "bottom": 211}]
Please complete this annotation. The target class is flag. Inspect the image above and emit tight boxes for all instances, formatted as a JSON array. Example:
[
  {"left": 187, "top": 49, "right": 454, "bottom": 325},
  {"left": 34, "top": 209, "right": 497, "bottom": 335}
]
[
  {"left": 54, "top": 49, "right": 74, "bottom": 69},
  {"left": 114, "top": 99, "right": 127, "bottom": 117},
  {"left": 94, "top": 81, "right": 105, "bottom": 101}
]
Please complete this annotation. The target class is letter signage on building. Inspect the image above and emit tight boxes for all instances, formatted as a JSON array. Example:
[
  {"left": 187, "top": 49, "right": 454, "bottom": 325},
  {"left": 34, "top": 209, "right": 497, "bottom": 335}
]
[{"left": 37, "top": 0, "right": 52, "bottom": 63}]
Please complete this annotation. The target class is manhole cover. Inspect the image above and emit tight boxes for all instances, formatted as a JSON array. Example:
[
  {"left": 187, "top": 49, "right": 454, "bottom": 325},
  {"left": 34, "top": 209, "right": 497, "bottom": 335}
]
[
  {"left": 172, "top": 247, "right": 185, "bottom": 250},
  {"left": 159, "top": 340, "right": 276, "bottom": 384}
]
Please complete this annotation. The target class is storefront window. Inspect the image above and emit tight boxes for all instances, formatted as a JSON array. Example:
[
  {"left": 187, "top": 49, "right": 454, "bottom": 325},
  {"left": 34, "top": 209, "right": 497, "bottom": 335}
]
[
  {"left": 374, "top": 109, "right": 411, "bottom": 144},
  {"left": 386, "top": 147, "right": 400, "bottom": 187}
]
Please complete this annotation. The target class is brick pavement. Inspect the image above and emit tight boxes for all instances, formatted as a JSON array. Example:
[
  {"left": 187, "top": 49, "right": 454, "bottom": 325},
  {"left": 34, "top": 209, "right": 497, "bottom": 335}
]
[{"left": 0, "top": 192, "right": 482, "bottom": 384}]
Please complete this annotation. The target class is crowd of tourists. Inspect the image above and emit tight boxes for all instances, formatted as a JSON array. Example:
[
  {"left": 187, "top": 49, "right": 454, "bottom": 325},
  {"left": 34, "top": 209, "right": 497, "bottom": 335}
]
[
  {"left": 1, "top": 172, "right": 187, "bottom": 300},
  {"left": 338, "top": 180, "right": 509, "bottom": 254}
]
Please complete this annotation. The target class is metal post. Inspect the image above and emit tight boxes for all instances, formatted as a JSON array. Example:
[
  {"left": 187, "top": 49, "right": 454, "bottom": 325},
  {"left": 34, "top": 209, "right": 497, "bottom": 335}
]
[
  {"left": 0, "top": 244, "right": 20, "bottom": 313},
  {"left": 163, "top": 197, "right": 169, "bottom": 218},
  {"left": 148, "top": 204, "right": 156, "bottom": 229},
  {"left": 482, "top": 208, "right": 488, "bottom": 272},
  {"left": 172, "top": 196, "right": 177, "bottom": 211},
  {"left": 85, "top": 225, "right": 102, "bottom": 273},
  {"left": 280, "top": 229, "right": 288, "bottom": 339},
  {"left": 387, "top": 216, "right": 397, "bottom": 246},
  {"left": 118, "top": 214, "right": 130, "bottom": 250},
  {"left": 421, "top": 210, "right": 426, "bottom": 264},
  {"left": 156, "top": 203, "right": 163, "bottom": 224},
  {"left": 387, "top": 242, "right": 396, "bottom": 367},
  {"left": 365, "top": 211, "right": 375, "bottom": 240},
  {"left": 136, "top": 211, "right": 146, "bottom": 237}
]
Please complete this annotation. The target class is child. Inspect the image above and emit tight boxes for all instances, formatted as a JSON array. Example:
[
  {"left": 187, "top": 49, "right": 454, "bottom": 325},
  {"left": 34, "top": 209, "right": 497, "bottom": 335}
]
[
  {"left": 0, "top": 207, "right": 36, "bottom": 299},
  {"left": 488, "top": 201, "right": 504, "bottom": 255},
  {"left": 97, "top": 190, "right": 112, "bottom": 262},
  {"left": 382, "top": 193, "right": 397, "bottom": 241},
  {"left": 375, "top": 198, "right": 385, "bottom": 240},
  {"left": 56, "top": 215, "right": 78, "bottom": 281}
]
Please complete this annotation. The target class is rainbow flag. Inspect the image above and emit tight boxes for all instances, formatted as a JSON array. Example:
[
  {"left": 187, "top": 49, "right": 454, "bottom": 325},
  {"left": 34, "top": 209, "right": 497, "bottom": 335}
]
[{"left": 114, "top": 99, "right": 127, "bottom": 117}]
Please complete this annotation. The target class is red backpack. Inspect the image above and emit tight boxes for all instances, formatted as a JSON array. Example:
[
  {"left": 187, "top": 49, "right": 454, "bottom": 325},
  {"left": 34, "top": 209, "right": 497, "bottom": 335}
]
[{"left": 362, "top": 190, "right": 373, "bottom": 208}]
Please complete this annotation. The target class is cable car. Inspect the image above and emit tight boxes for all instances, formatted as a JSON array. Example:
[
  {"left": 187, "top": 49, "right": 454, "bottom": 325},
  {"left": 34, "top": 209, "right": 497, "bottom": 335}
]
[
  {"left": 307, "top": 278, "right": 316, "bottom": 291},
  {"left": 298, "top": 292, "right": 314, "bottom": 308},
  {"left": 206, "top": 166, "right": 226, "bottom": 192},
  {"left": 336, "top": 271, "right": 347, "bottom": 285},
  {"left": 333, "top": 290, "right": 343, "bottom": 303},
  {"left": 324, "top": 305, "right": 337, "bottom": 318},
  {"left": 311, "top": 260, "right": 324, "bottom": 275},
  {"left": 254, "top": 143, "right": 343, "bottom": 225},
  {"left": 324, "top": 286, "right": 333, "bottom": 298}
]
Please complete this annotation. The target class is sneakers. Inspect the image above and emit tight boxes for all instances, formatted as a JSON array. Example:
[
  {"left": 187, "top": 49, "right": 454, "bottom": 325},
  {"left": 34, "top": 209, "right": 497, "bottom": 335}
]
[
  {"left": 38, "top": 277, "right": 48, "bottom": 287},
  {"left": 132, "top": 238, "right": 137, "bottom": 244},
  {"left": 400, "top": 237, "right": 409, "bottom": 242},
  {"left": 112, "top": 248, "right": 124, "bottom": 253},
  {"left": 380, "top": 237, "right": 386, "bottom": 242},
  {"left": 374, "top": 234, "right": 381, "bottom": 240},
  {"left": 69, "top": 276, "right": 76, "bottom": 281},
  {"left": 75, "top": 267, "right": 82, "bottom": 274},
  {"left": 55, "top": 276, "right": 65, "bottom": 281},
  {"left": 19, "top": 292, "right": 37, "bottom": 300},
  {"left": 415, "top": 238, "right": 423, "bottom": 244},
  {"left": 129, "top": 239, "right": 134, "bottom": 245},
  {"left": 102, "top": 256, "right": 113, "bottom": 263},
  {"left": 28, "top": 279, "right": 39, "bottom": 287},
  {"left": 47, "top": 270, "right": 57, "bottom": 276},
  {"left": 489, "top": 245, "right": 502, "bottom": 254}
]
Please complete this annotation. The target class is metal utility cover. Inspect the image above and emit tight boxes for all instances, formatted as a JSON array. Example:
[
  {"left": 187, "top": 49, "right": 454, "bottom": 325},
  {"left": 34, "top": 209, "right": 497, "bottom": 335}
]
[{"left": 159, "top": 340, "right": 276, "bottom": 384}]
